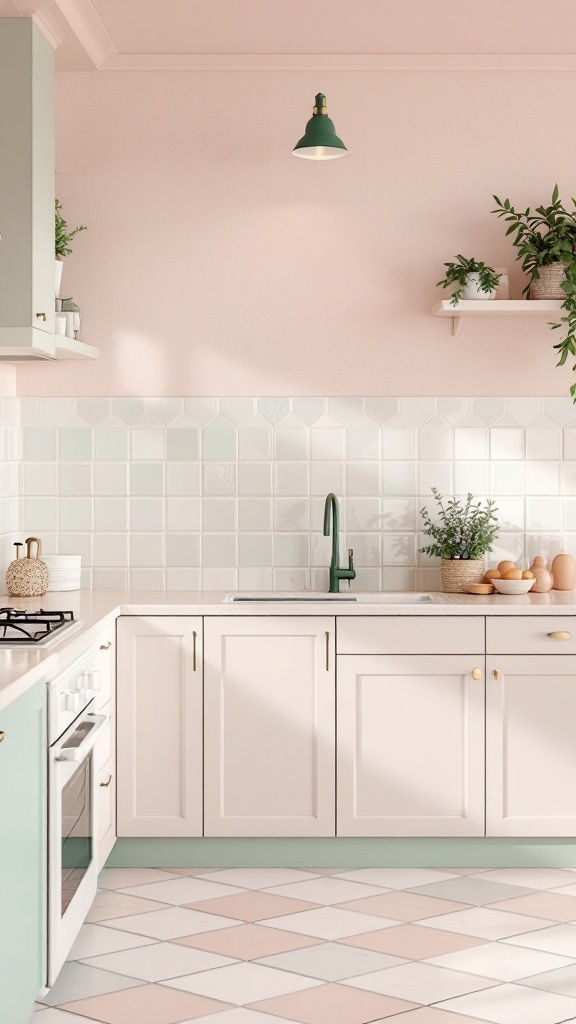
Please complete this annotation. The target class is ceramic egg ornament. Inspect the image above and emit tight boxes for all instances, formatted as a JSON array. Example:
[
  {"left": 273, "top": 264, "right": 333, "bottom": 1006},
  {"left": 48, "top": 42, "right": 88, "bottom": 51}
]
[{"left": 529, "top": 555, "right": 553, "bottom": 593}]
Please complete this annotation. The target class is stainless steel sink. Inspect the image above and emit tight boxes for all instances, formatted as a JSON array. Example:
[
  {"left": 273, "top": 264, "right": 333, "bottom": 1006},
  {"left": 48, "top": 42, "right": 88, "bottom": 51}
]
[{"left": 223, "top": 592, "right": 436, "bottom": 603}]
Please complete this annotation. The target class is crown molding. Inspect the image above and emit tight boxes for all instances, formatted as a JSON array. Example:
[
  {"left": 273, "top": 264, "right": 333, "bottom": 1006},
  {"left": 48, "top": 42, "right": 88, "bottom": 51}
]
[
  {"left": 100, "top": 52, "right": 576, "bottom": 72},
  {"left": 51, "top": 0, "right": 115, "bottom": 67}
]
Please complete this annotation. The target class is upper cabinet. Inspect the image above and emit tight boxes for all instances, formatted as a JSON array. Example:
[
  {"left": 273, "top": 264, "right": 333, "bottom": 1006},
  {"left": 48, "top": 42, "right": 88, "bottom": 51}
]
[{"left": 0, "top": 20, "right": 97, "bottom": 361}]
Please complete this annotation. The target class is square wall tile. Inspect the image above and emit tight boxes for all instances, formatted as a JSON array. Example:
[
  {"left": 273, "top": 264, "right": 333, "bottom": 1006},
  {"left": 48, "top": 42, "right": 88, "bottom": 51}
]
[
  {"left": 490, "top": 462, "right": 525, "bottom": 496},
  {"left": 130, "top": 497, "right": 164, "bottom": 531},
  {"left": 22, "top": 496, "right": 56, "bottom": 532},
  {"left": 347, "top": 533, "right": 381, "bottom": 566},
  {"left": 94, "top": 498, "right": 128, "bottom": 532},
  {"left": 382, "top": 428, "right": 416, "bottom": 460},
  {"left": 383, "top": 533, "right": 417, "bottom": 566},
  {"left": 59, "top": 533, "right": 92, "bottom": 563},
  {"left": 419, "top": 462, "right": 453, "bottom": 497},
  {"left": 526, "top": 427, "right": 562, "bottom": 460},
  {"left": 382, "top": 463, "right": 416, "bottom": 496},
  {"left": 454, "top": 428, "right": 488, "bottom": 460},
  {"left": 202, "top": 533, "right": 237, "bottom": 567},
  {"left": 59, "top": 427, "right": 92, "bottom": 461},
  {"left": 59, "top": 497, "right": 92, "bottom": 532},
  {"left": 274, "top": 498, "right": 309, "bottom": 531},
  {"left": 22, "top": 462, "right": 57, "bottom": 495},
  {"left": 202, "top": 567, "right": 238, "bottom": 589},
  {"left": 238, "top": 463, "right": 271, "bottom": 496},
  {"left": 239, "top": 425, "right": 272, "bottom": 461},
  {"left": 167, "top": 428, "right": 199, "bottom": 461},
  {"left": 239, "top": 534, "right": 273, "bottom": 567},
  {"left": 203, "top": 463, "right": 236, "bottom": 496},
  {"left": 310, "top": 462, "right": 344, "bottom": 496},
  {"left": 275, "top": 428, "right": 309, "bottom": 461},
  {"left": 310, "top": 429, "right": 344, "bottom": 461},
  {"left": 167, "top": 497, "right": 201, "bottom": 531},
  {"left": 166, "top": 567, "right": 201, "bottom": 589},
  {"left": 202, "top": 498, "right": 236, "bottom": 532},
  {"left": 95, "top": 428, "right": 128, "bottom": 461},
  {"left": 454, "top": 462, "right": 489, "bottom": 495},
  {"left": 238, "top": 498, "right": 272, "bottom": 531},
  {"left": 202, "top": 422, "right": 236, "bottom": 461},
  {"left": 129, "top": 463, "right": 164, "bottom": 496},
  {"left": 166, "top": 534, "right": 200, "bottom": 567},
  {"left": 490, "top": 428, "right": 524, "bottom": 460},
  {"left": 525, "top": 461, "right": 560, "bottom": 495},
  {"left": 167, "top": 462, "right": 200, "bottom": 496},
  {"left": 130, "top": 568, "right": 166, "bottom": 589},
  {"left": 93, "top": 534, "right": 128, "bottom": 567},
  {"left": 419, "top": 427, "right": 452, "bottom": 461},
  {"left": 347, "top": 427, "right": 381, "bottom": 460},
  {"left": 130, "top": 534, "right": 165, "bottom": 567},
  {"left": 130, "top": 427, "right": 165, "bottom": 460},
  {"left": 274, "top": 534, "right": 309, "bottom": 567},
  {"left": 94, "top": 463, "right": 128, "bottom": 496},
  {"left": 526, "top": 497, "right": 563, "bottom": 532},
  {"left": 59, "top": 463, "right": 92, "bottom": 497},
  {"left": 274, "top": 463, "right": 309, "bottom": 496},
  {"left": 346, "top": 463, "right": 381, "bottom": 496},
  {"left": 22, "top": 426, "right": 57, "bottom": 461},
  {"left": 347, "top": 497, "right": 382, "bottom": 531}
]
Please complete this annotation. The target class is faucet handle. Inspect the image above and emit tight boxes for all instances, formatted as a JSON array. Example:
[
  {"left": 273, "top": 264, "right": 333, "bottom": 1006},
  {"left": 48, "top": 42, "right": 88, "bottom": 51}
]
[{"left": 348, "top": 548, "right": 354, "bottom": 569}]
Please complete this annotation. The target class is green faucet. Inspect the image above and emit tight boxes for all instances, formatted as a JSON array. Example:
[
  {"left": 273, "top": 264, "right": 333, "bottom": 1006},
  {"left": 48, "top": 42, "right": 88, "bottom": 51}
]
[{"left": 323, "top": 493, "right": 355, "bottom": 593}]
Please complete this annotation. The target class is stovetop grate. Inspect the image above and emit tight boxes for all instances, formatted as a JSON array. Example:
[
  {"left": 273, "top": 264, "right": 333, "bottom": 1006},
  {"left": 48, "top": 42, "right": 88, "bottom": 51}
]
[{"left": 0, "top": 607, "right": 75, "bottom": 644}]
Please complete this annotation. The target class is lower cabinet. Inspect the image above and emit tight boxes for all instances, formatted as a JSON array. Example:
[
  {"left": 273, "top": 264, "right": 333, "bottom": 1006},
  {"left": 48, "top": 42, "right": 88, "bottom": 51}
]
[
  {"left": 337, "top": 655, "right": 485, "bottom": 836},
  {"left": 486, "top": 655, "right": 576, "bottom": 836},
  {"left": 0, "top": 681, "right": 46, "bottom": 1024},
  {"left": 204, "top": 616, "right": 335, "bottom": 836},
  {"left": 117, "top": 616, "right": 203, "bottom": 836}
]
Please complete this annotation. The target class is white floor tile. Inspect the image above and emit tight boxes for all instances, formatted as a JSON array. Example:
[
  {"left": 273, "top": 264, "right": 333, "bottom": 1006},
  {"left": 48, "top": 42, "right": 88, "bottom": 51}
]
[
  {"left": 419, "top": 907, "right": 556, "bottom": 940},
  {"left": 256, "top": 941, "right": 407, "bottom": 981},
  {"left": 197, "top": 869, "right": 320, "bottom": 890},
  {"left": 38, "top": 962, "right": 143, "bottom": 1006},
  {"left": 161, "top": 961, "right": 323, "bottom": 1005},
  {"left": 522, "top": 962, "right": 576, "bottom": 996},
  {"left": 264, "top": 876, "right": 389, "bottom": 905},
  {"left": 118, "top": 877, "right": 246, "bottom": 905},
  {"left": 98, "top": 868, "right": 180, "bottom": 890},
  {"left": 504, "top": 924, "right": 576, "bottom": 957},
  {"left": 100, "top": 906, "right": 242, "bottom": 939},
  {"left": 80, "top": 941, "right": 237, "bottom": 981},
  {"left": 435, "top": 981, "right": 576, "bottom": 1024},
  {"left": 67, "top": 923, "right": 156, "bottom": 960},
  {"left": 478, "top": 869, "right": 576, "bottom": 891},
  {"left": 428, "top": 940, "right": 574, "bottom": 981},
  {"left": 261, "top": 906, "right": 397, "bottom": 939},
  {"left": 346, "top": 961, "right": 498, "bottom": 1004},
  {"left": 190, "top": 1010, "right": 299, "bottom": 1024},
  {"left": 31, "top": 1012, "right": 99, "bottom": 1023},
  {"left": 334, "top": 869, "right": 458, "bottom": 889}
]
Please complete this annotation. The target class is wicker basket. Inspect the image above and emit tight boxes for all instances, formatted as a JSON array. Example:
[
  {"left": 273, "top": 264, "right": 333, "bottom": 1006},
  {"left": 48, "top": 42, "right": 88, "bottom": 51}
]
[
  {"left": 529, "top": 263, "right": 567, "bottom": 299},
  {"left": 441, "top": 558, "right": 485, "bottom": 593}
]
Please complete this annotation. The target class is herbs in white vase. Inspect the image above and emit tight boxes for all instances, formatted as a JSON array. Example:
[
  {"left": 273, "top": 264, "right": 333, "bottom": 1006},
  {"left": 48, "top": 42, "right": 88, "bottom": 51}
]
[
  {"left": 55, "top": 199, "right": 87, "bottom": 298},
  {"left": 419, "top": 489, "right": 500, "bottom": 593},
  {"left": 437, "top": 255, "right": 501, "bottom": 306}
]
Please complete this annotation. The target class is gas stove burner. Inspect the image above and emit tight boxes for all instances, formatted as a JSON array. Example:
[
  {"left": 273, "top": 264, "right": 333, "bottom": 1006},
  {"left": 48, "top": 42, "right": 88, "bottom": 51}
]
[{"left": 0, "top": 607, "right": 76, "bottom": 645}]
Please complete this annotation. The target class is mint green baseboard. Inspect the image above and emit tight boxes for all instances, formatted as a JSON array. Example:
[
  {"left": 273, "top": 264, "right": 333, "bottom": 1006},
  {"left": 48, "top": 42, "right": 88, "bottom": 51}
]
[{"left": 108, "top": 837, "right": 576, "bottom": 869}]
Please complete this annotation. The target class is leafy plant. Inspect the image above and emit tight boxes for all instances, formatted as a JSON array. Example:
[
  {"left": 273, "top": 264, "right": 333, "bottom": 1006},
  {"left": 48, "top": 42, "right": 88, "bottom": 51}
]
[
  {"left": 436, "top": 255, "right": 501, "bottom": 307},
  {"left": 493, "top": 186, "right": 576, "bottom": 400},
  {"left": 55, "top": 199, "right": 87, "bottom": 258},
  {"left": 419, "top": 489, "right": 499, "bottom": 561}
]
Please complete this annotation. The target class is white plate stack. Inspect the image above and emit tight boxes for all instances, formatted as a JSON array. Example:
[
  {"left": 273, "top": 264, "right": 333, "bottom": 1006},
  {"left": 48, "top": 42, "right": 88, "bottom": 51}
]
[{"left": 43, "top": 555, "right": 82, "bottom": 592}]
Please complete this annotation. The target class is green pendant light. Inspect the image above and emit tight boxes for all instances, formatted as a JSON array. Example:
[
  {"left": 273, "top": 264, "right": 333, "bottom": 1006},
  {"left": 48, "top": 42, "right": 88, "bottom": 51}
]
[{"left": 292, "top": 93, "right": 348, "bottom": 160}]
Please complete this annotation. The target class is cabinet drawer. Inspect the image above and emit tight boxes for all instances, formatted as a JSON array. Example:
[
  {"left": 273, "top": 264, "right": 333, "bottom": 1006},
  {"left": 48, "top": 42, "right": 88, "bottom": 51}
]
[
  {"left": 96, "top": 626, "right": 114, "bottom": 706},
  {"left": 487, "top": 617, "right": 576, "bottom": 654},
  {"left": 96, "top": 756, "right": 115, "bottom": 869},
  {"left": 94, "top": 706, "right": 112, "bottom": 773},
  {"left": 337, "top": 616, "right": 484, "bottom": 655}
]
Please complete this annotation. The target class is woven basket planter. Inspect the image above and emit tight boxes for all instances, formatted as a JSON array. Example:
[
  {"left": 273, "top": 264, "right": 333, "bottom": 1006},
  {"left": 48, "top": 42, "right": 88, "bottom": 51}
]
[
  {"left": 441, "top": 558, "right": 485, "bottom": 593},
  {"left": 530, "top": 263, "right": 568, "bottom": 299}
]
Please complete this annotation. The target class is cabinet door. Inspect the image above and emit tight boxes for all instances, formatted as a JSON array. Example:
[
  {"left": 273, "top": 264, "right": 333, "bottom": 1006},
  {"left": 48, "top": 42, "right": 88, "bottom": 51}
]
[
  {"left": 337, "top": 655, "right": 485, "bottom": 836},
  {"left": 0, "top": 681, "right": 46, "bottom": 1024},
  {"left": 204, "top": 617, "right": 335, "bottom": 837},
  {"left": 487, "top": 656, "right": 576, "bottom": 836},
  {"left": 117, "top": 616, "right": 202, "bottom": 837}
]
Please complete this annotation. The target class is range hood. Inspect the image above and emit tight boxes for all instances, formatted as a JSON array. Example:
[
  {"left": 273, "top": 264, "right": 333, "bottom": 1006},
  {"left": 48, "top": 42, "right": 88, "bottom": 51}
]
[{"left": 0, "top": 328, "right": 98, "bottom": 361}]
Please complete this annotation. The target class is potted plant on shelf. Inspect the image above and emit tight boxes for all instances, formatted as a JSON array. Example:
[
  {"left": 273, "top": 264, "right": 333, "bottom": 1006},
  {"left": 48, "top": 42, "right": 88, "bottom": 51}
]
[
  {"left": 419, "top": 489, "right": 499, "bottom": 593},
  {"left": 55, "top": 199, "right": 87, "bottom": 298},
  {"left": 436, "top": 255, "right": 501, "bottom": 306},
  {"left": 492, "top": 185, "right": 576, "bottom": 400}
]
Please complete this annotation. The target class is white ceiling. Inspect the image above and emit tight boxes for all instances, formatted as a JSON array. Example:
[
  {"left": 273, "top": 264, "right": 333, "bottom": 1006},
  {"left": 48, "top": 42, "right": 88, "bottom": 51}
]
[{"left": 4, "top": 0, "right": 576, "bottom": 70}]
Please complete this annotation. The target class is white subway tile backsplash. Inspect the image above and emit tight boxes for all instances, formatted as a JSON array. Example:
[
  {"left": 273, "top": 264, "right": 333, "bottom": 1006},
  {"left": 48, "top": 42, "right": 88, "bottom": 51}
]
[{"left": 6, "top": 397, "right": 576, "bottom": 589}]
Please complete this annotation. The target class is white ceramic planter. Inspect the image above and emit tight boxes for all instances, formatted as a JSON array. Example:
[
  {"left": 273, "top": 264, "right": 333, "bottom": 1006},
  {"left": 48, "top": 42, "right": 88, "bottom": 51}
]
[
  {"left": 462, "top": 273, "right": 497, "bottom": 301},
  {"left": 55, "top": 258, "right": 63, "bottom": 298}
]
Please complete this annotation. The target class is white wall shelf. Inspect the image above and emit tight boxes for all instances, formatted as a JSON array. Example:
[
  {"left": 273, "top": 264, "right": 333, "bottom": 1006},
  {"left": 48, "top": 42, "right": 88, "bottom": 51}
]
[
  {"left": 0, "top": 328, "right": 99, "bottom": 361},
  {"left": 432, "top": 298, "right": 564, "bottom": 336}
]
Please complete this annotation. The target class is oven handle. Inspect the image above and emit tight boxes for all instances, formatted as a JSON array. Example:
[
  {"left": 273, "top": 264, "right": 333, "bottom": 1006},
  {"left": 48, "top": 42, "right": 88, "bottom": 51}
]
[{"left": 53, "top": 713, "right": 108, "bottom": 763}]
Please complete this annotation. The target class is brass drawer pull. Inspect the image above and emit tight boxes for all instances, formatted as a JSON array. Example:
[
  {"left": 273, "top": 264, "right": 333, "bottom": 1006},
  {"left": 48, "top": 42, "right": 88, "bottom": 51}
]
[
  {"left": 493, "top": 668, "right": 501, "bottom": 680},
  {"left": 100, "top": 774, "right": 112, "bottom": 788},
  {"left": 35, "top": 312, "right": 47, "bottom": 321},
  {"left": 193, "top": 630, "right": 197, "bottom": 671},
  {"left": 100, "top": 641, "right": 112, "bottom": 650},
  {"left": 325, "top": 631, "right": 330, "bottom": 671},
  {"left": 471, "top": 668, "right": 482, "bottom": 681},
  {"left": 0, "top": 731, "right": 5, "bottom": 742},
  {"left": 548, "top": 631, "right": 571, "bottom": 640}
]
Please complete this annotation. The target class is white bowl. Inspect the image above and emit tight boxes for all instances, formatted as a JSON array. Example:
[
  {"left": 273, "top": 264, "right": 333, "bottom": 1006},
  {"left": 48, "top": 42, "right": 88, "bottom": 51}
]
[{"left": 493, "top": 578, "right": 535, "bottom": 595}]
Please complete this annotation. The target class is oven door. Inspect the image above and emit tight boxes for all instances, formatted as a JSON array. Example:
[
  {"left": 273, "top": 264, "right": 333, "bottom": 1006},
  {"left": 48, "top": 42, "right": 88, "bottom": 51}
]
[{"left": 48, "top": 711, "right": 108, "bottom": 986}]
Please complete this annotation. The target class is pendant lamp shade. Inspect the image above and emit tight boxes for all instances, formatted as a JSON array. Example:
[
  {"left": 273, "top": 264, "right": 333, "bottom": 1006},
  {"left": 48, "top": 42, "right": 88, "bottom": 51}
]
[{"left": 292, "top": 93, "right": 348, "bottom": 160}]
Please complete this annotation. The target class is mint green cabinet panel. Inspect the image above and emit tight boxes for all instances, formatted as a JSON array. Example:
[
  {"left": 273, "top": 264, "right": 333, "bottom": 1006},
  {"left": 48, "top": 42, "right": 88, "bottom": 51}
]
[
  {"left": 0, "top": 20, "right": 54, "bottom": 334},
  {"left": 0, "top": 682, "right": 46, "bottom": 1024}
]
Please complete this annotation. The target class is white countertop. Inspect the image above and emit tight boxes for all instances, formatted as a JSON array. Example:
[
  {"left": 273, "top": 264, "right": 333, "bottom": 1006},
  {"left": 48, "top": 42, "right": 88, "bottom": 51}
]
[{"left": 1, "top": 588, "right": 575, "bottom": 711}]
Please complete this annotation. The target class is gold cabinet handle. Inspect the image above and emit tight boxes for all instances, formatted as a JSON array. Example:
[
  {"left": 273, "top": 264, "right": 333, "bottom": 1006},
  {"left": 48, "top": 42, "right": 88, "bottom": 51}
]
[
  {"left": 471, "top": 668, "right": 482, "bottom": 680},
  {"left": 35, "top": 312, "right": 47, "bottom": 321},
  {"left": 325, "top": 631, "right": 330, "bottom": 672},
  {"left": 100, "top": 641, "right": 112, "bottom": 650},
  {"left": 548, "top": 631, "right": 571, "bottom": 640},
  {"left": 0, "top": 731, "right": 5, "bottom": 743},
  {"left": 99, "top": 774, "right": 112, "bottom": 788},
  {"left": 193, "top": 630, "right": 197, "bottom": 671},
  {"left": 493, "top": 668, "right": 501, "bottom": 679}
]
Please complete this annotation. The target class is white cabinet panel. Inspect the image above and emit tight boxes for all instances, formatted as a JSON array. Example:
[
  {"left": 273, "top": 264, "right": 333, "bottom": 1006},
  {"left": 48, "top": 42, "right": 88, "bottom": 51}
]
[
  {"left": 337, "top": 655, "right": 485, "bottom": 836},
  {"left": 337, "top": 616, "right": 484, "bottom": 655},
  {"left": 117, "top": 616, "right": 202, "bottom": 837},
  {"left": 204, "top": 617, "right": 335, "bottom": 837},
  {"left": 487, "top": 655, "right": 576, "bottom": 836}
]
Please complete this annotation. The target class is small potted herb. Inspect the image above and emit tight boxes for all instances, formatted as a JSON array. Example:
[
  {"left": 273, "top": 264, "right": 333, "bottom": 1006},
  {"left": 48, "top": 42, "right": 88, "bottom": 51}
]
[
  {"left": 419, "top": 489, "right": 499, "bottom": 593},
  {"left": 437, "top": 255, "right": 501, "bottom": 306},
  {"left": 55, "top": 199, "right": 87, "bottom": 298}
]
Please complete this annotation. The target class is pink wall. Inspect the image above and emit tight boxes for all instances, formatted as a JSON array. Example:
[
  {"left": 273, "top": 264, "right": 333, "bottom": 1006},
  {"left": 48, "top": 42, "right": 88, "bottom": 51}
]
[{"left": 17, "top": 70, "right": 576, "bottom": 397}]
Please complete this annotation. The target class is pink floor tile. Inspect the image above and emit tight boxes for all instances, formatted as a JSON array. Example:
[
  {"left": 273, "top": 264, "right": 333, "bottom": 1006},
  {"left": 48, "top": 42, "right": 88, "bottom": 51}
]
[
  {"left": 336, "top": 892, "right": 472, "bottom": 922},
  {"left": 384, "top": 1009, "right": 494, "bottom": 1023},
  {"left": 172, "top": 923, "right": 322, "bottom": 959},
  {"left": 248, "top": 982, "right": 418, "bottom": 1023},
  {"left": 340, "top": 923, "right": 487, "bottom": 959},
  {"left": 185, "top": 891, "right": 319, "bottom": 922},
  {"left": 61, "top": 982, "right": 231, "bottom": 1023},
  {"left": 487, "top": 891, "right": 576, "bottom": 921}
]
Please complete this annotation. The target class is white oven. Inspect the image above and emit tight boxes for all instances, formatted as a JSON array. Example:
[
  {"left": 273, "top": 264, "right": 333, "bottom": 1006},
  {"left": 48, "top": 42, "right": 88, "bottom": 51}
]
[{"left": 48, "top": 650, "right": 107, "bottom": 985}]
